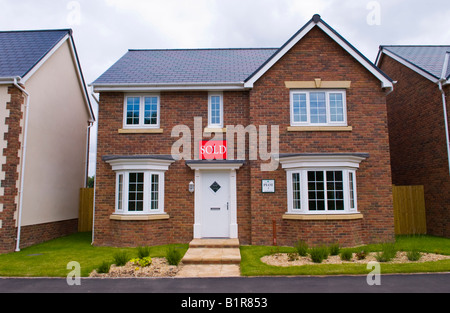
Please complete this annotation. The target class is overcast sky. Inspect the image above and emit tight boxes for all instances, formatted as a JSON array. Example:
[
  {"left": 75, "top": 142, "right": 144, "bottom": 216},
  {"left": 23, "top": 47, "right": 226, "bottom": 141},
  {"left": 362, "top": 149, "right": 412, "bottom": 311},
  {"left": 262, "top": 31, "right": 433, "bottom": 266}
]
[{"left": 1, "top": 0, "right": 449, "bottom": 176}]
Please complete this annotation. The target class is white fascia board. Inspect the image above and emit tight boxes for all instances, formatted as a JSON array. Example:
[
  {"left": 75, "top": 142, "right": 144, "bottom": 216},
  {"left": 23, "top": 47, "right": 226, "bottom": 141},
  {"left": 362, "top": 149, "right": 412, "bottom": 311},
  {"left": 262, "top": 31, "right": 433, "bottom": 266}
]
[
  {"left": 244, "top": 22, "right": 316, "bottom": 89},
  {"left": 20, "top": 34, "right": 70, "bottom": 84},
  {"left": 105, "top": 158, "right": 175, "bottom": 172},
  {"left": 244, "top": 20, "right": 393, "bottom": 90},
  {"left": 279, "top": 154, "right": 367, "bottom": 170},
  {"left": 186, "top": 161, "right": 244, "bottom": 171},
  {"left": 0, "top": 77, "right": 16, "bottom": 85},
  {"left": 316, "top": 23, "right": 393, "bottom": 89},
  {"left": 92, "top": 82, "right": 247, "bottom": 93},
  {"left": 379, "top": 49, "right": 439, "bottom": 84}
]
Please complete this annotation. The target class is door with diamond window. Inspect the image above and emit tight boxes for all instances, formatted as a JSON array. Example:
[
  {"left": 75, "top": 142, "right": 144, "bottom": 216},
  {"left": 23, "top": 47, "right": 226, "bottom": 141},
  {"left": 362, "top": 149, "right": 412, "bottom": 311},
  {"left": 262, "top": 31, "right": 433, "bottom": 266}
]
[{"left": 201, "top": 171, "right": 230, "bottom": 238}]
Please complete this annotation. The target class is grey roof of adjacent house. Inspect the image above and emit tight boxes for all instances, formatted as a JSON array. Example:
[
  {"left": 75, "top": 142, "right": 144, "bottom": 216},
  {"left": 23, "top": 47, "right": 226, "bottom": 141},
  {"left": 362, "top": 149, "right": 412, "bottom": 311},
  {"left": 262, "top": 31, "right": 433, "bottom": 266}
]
[
  {"left": 0, "top": 29, "right": 71, "bottom": 78},
  {"left": 380, "top": 45, "right": 450, "bottom": 80},
  {"left": 92, "top": 48, "right": 278, "bottom": 85}
]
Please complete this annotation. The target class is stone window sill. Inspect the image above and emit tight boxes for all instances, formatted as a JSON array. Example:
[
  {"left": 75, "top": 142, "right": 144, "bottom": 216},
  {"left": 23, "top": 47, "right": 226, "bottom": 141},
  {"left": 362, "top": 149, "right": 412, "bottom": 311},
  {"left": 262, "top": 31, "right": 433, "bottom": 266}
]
[
  {"left": 118, "top": 128, "right": 164, "bottom": 134},
  {"left": 287, "top": 126, "right": 352, "bottom": 132},
  {"left": 110, "top": 213, "right": 170, "bottom": 221},
  {"left": 282, "top": 213, "right": 363, "bottom": 220}
]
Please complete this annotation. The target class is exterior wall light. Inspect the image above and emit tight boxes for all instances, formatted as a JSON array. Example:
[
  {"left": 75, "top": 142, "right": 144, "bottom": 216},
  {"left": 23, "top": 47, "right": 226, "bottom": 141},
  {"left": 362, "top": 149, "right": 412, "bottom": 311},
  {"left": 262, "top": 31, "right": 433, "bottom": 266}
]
[{"left": 189, "top": 181, "right": 195, "bottom": 193}]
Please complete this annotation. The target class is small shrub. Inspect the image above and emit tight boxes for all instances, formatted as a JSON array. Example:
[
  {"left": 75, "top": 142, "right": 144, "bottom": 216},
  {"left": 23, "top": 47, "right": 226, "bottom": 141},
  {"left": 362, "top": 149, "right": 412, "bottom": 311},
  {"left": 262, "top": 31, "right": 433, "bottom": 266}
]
[
  {"left": 137, "top": 246, "right": 151, "bottom": 259},
  {"left": 309, "top": 246, "right": 329, "bottom": 263},
  {"left": 294, "top": 240, "right": 309, "bottom": 257},
  {"left": 97, "top": 261, "right": 111, "bottom": 274},
  {"left": 287, "top": 253, "right": 298, "bottom": 262},
  {"left": 113, "top": 251, "right": 130, "bottom": 266},
  {"left": 329, "top": 242, "right": 340, "bottom": 256},
  {"left": 375, "top": 243, "right": 397, "bottom": 262},
  {"left": 166, "top": 246, "right": 183, "bottom": 266},
  {"left": 340, "top": 249, "right": 353, "bottom": 261},
  {"left": 130, "top": 256, "right": 152, "bottom": 267},
  {"left": 355, "top": 248, "right": 369, "bottom": 260},
  {"left": 406, "top": 249, "right": 422, "bottom": 261}
]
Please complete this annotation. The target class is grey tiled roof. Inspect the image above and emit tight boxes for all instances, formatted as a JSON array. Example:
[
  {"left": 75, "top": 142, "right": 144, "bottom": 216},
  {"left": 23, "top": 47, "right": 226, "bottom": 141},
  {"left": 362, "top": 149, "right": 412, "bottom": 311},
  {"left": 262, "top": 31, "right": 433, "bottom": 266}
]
[
  {"left": 0, "top": 29, "right": 70, "bottom": 78},
  {"left": 382, "top": 45, "right": 450, "bottom": 80},
  {"left": 92, "top": 48, "right": 278, "bottom": 85}
]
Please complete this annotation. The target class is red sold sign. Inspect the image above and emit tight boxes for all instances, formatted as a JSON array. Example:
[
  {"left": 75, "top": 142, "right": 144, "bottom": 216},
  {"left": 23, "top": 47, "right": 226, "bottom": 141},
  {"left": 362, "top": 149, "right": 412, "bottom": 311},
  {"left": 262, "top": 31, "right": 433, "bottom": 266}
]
[{"left": 200, "top": 140, "right": 227, "bottom": 160}]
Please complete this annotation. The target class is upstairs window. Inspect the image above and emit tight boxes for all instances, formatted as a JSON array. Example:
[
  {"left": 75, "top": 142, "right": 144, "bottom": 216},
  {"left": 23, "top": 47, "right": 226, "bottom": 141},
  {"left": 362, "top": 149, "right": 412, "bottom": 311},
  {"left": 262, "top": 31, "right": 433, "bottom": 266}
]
[
  {"left": 208, "top": 92, "right": 223, "bottom": 128},
  {"left": 290, "top": 90, "right": 347, "bottom": 126},
  {"left": 124, "top": 94, "right": 160, "bottom": 128}
]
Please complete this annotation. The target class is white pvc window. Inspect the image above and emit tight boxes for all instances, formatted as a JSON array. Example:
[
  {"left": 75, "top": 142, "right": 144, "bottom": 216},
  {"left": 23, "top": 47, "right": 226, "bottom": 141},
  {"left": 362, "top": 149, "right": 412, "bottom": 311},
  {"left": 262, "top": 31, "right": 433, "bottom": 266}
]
[
  {"left": 287, "top": 169, "right": 357, "bottom": 214},
  {"left": 115, "top": 171, "right": 165, "bottom": 214},
  {"left": 208, "top": 92, "right": 223, "bottom": 128},
  {"left": 290, "top": 90, "right": 347, "bottom": 126},
  {"left": 124, "top": 94, "right": 160, "bottom": 128}
]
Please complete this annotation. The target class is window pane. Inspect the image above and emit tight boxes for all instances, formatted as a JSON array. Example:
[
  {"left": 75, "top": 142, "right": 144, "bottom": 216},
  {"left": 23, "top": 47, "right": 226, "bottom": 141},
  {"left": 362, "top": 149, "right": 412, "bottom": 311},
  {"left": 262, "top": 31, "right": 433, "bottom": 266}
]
[
  {"left": 310, "top": 92, "right": 326, "bottom": 124},
  {"left": 144, "top": 97, "right": 158, "bottom": 125},
  {"left": 210, "top": 96, "right": 221, "bottom": 125},
  {"left": 329, "top": 93, "right": 344, "bottom": 122},
  {"left": 128, "top": 173, "right": 144, "bottom": 212},
  {"left": 307, "top": 171, "right": 325, "bottom": 211},
  {"left": 126, "top": 97, "right": 140, "bottom": 125},
  {"left": 118, "top": 174, "right": 123, "bottom": 211},
  {"left": 326, "top": 171, "right": 344, "bottom": 211},
  {"left": 349, "top": 172, "right": 355, "bottom": 209},
  {"left": 150, "top": 174, "right": 159, "bottom": 211},
  {"left": 292, "top": 173, "right": 301, "bottom": 210},
  {"left": 293, "top": 93, "right": 307, "bottom": 122}
]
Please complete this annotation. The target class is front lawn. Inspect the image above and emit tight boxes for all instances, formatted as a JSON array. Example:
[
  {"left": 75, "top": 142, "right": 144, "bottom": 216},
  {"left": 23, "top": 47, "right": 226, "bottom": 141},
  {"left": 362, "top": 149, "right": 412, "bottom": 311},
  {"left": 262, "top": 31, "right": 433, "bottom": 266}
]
[
  {"left": 0, "top": 232, "right": 188, "bottom": 277},
  {"left": 240, "top": 235, "right": 450, "bottom": 276}
]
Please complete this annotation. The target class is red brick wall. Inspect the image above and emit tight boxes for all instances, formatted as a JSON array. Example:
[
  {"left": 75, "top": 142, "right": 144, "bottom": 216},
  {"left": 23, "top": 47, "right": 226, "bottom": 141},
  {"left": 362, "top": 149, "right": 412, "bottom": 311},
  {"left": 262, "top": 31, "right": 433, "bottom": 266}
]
[
  {"left": 379, "top": 54, "right": 450, "bottom": 237},
  {"left": 249, "top": 27, "right": 394, "bottom": 246},
  {"left": 94, "top": 26, "right": 395, "bottom": 248},
  {"left": 94, "top": 91, "right": 253, "bottom": 246},
  {"left": 18, "top": 219, "right": 78, "bottom": 250}
]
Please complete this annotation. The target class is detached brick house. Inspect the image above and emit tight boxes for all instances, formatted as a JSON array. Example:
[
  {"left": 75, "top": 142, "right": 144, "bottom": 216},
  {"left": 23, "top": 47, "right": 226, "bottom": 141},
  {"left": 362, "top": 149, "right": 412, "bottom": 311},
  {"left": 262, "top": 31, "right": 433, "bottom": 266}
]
[
  {"left": 92, "top": 15, "right": 395, "bottom": 248},
  {"left": 0, "top": 29, "right": 95, "bottom": 253},
  {"left": 377, "top": 46, "right": 450, "bottom": 237}
]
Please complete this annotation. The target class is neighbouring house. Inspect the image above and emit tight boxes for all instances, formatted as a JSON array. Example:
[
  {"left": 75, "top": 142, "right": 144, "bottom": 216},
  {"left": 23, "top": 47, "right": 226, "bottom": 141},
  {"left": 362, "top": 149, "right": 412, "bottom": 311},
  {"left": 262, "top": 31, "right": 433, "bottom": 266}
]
[
  {"left": 0, "top": 29, "right": 95, "bottom": 253},
  {"left": 91, "top": 15, "right": 395, "bottom": 248},
  {"left": 377, "top": 45, "right": 450, "bottom": 237}
]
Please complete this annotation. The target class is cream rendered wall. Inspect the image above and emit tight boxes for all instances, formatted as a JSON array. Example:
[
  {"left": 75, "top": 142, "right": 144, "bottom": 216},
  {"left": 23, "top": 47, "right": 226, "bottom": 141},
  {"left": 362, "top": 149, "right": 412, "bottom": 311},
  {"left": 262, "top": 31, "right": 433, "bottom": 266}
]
[
  {"left": 0, "top": 86, "right": 10, "bottom": 228},
  {"left": 20, "top": 40, "right": 90, "bottom": 227}
]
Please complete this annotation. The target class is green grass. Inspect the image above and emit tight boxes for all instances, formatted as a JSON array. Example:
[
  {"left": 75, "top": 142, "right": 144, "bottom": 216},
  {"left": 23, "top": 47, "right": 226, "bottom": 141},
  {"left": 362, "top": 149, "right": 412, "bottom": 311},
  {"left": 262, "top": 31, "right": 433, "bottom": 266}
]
[
  {"left": 0, "top": 232, "right": 188, "bottom": 277},
  {"left": 240, "top": 235, "right": 450, "bottom": 276},
  {"left": 1, "top": 233, "right": 449, "bottom": 277}
]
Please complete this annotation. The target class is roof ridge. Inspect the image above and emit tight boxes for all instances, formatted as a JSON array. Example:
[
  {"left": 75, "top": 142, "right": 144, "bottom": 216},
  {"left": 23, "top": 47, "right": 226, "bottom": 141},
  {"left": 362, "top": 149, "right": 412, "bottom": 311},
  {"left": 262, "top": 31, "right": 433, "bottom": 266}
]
[
  {"left": 0, "top": 29, "right": 72, "bottom": 34},
  {"left": 128, "top": 47, "right": 279, "bottom": 52}
]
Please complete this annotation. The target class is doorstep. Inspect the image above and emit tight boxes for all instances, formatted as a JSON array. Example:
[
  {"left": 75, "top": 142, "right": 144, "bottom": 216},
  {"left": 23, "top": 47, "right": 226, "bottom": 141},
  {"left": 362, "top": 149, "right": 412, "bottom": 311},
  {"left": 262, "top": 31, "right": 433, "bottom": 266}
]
[{"left": 176, "top": 239, "right": 241, "bottom": 277}]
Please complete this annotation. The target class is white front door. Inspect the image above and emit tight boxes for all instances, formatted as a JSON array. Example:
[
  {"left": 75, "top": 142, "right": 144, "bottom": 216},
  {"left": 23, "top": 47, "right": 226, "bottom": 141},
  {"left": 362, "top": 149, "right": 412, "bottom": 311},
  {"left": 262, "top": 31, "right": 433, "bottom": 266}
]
[{"left": 201, "top": 171, "right": 230, "bottom": 238}]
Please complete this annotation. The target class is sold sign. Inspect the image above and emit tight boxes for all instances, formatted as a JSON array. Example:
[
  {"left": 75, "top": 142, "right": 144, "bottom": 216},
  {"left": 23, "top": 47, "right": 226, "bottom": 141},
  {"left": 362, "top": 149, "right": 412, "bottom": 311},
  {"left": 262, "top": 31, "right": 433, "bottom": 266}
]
[{"left": 200, "top": 140, "right": 227, "bottom": 160}]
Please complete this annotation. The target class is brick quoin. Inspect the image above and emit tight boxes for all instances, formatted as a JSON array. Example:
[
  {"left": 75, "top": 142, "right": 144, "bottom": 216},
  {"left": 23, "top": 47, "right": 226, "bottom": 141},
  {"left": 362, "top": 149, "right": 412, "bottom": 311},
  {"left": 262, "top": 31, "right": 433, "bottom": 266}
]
[
  {"left": 94, "top": 26, "right": 395, "bottom": 248},
  {"left": 379, "top": 54, "right": 450, "bottom": 237}
]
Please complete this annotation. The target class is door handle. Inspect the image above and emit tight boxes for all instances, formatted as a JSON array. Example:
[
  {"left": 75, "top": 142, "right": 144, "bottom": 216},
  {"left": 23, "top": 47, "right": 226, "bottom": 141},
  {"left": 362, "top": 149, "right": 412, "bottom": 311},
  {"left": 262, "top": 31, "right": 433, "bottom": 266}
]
[{"left": 227, "top": 202, "right": 229, "bottom": 211}]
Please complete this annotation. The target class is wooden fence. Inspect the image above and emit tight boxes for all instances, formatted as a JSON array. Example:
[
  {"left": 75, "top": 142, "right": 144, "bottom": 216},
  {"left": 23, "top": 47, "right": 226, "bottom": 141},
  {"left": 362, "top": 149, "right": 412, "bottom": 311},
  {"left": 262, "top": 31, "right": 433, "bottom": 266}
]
[
  {"left": 78, "top": 188, "right": 94, "bottom": 232},
  {"left": 392, "top": 185, "right": 427, "bottom": 235}
]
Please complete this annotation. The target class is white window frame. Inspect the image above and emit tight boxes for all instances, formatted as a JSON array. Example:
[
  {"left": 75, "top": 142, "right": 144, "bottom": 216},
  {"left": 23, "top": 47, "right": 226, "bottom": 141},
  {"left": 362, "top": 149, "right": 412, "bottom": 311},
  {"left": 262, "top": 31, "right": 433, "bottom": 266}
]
[
  {"left": 115, "top": 170, "right": 165, "bottom": 215},
  {"left": 286, "top": 168, "right": 358, "bottom": 214},
  {"left": 123, "top": 94, "right": 160, "bottom": 129},
  {"left": 290, "top": 89, "right": 347, "bottom": 126},
  {"left": 208, "top": 92, "right": 224, "bottom": 128}
]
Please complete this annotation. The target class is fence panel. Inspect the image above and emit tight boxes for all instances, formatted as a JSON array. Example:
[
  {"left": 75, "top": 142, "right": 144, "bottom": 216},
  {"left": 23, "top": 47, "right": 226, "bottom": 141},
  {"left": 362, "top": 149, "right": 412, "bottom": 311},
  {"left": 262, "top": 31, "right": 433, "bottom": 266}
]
[
  {"left": 392, "top": 185, "right": 427, "bottom": 235},
  {"left": 78, "top": 188, "right": 94, "bottom": 232}
]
